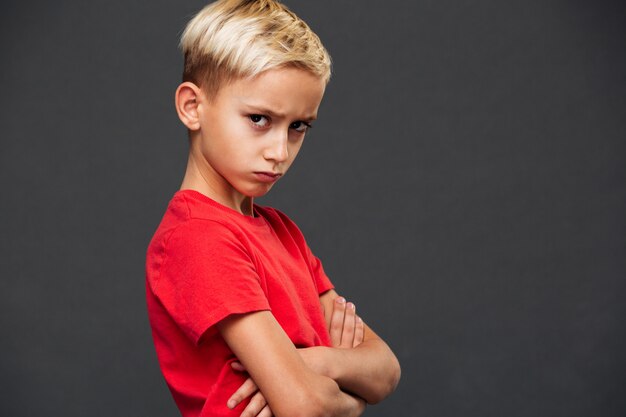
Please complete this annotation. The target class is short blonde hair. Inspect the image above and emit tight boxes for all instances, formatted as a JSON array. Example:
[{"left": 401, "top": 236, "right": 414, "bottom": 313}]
[{"left": 180, "top": 0, "right": 332, "bottom": 97}]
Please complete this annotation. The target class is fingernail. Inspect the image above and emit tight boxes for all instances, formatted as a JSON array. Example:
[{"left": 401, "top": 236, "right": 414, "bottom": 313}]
[
  {"left": 227, "top": 399, "right": 236, "bottom": 409},
  {"left": 347, "top": 302, "right": 355, "bottom": 310},
  {"left": 336, "top": 297, "right": 346, "bottom": 304},
  {"left": 357, "top": 316, "right": 363, "bottom": 323}
]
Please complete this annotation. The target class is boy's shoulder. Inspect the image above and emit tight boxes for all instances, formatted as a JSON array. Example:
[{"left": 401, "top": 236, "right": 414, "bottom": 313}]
[
  {"left": 172, "top": 189, "right": 301, "bottom": 229},
  {"left": 147, "top": 190, "right": 259, "bottom": 278},
  {"left": 151, "top": 190, "right": 253, "bottom": 243},
  {"left": 152, "top": 190, "right": 302, "bottom": 242}
]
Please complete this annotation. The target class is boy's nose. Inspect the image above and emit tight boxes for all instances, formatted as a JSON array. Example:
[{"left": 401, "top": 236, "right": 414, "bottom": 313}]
[{"left": 263, "top": 130, "right": 289, "bottom": 162}]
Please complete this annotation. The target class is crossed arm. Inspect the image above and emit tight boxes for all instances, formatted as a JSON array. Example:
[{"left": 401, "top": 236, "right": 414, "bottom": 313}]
[{"left": 217, "top": 289, "right": 401, "bottom": 417}]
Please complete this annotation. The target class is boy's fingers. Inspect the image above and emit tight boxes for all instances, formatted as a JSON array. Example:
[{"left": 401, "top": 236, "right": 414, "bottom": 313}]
[
  {"left": 340, "top": 302, "right": 356, "bottom": 348},
  {"left": 353, "top": 316, "right": 364, "bottom": 348},
  {"left": 227, "top": 377, "right": 258, "bottom": 409},
  {"left": 257, "top": 404, "right": 273, "bottom": 417},
  {"left": 239, "top": 391, "right": 267, "bottom": 417},
  {"left": 329, "top": 297, "right": 346, "bottom": 347}
]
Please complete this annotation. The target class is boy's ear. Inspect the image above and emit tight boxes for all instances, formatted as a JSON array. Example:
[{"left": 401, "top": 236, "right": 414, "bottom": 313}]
[{"left": 175, "top": 82, "right": 203, "bottom": 130}]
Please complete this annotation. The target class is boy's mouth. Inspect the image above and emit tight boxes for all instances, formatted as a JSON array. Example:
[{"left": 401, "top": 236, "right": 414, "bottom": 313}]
[{"left": 254, "top": 172, "right": 282, "bottom": 183}]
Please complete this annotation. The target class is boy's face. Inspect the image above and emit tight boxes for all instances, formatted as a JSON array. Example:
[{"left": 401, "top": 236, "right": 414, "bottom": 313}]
[{"left": 192, "top": 67, "right": 326, "bottom": 207}]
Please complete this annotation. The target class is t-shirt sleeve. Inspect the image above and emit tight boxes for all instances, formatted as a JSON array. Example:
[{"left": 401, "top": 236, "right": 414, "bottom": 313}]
[
  {"left": 150, "top": 219, "right": 270, "bottom": 344},
  {"left": 305, "top": 244, "right": 334, "bottom": 295}
]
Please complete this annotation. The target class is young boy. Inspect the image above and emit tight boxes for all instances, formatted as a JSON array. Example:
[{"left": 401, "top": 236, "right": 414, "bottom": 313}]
[{"left": 146, "top": 1, "right": 401, "bottom": 416}]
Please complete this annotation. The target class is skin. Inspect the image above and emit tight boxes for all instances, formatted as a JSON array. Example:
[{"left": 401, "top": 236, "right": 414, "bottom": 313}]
[{"left": 175, "top": 67, "right": 401, "bottom": 417}]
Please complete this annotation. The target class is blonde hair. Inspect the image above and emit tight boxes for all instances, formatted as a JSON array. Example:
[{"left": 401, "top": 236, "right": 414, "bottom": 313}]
[{"left": 180, "top": 0, "right": 332, "bottom": 97}]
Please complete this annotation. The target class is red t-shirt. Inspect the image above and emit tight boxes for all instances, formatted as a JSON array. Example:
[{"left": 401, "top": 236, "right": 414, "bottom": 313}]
[{"left": 146, "top": 190, "right": 334, "bottom": 417}]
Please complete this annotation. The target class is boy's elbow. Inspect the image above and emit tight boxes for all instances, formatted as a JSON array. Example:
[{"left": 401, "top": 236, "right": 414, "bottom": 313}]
[
  {"left": 384, "top": 354, "right": 402, "bottom": 400},
  {"left": 390, "top": 354, "right": 402, "bottom": 392},
  {"left": 368, "top": 354, "right": 402, "bottom": 405}
]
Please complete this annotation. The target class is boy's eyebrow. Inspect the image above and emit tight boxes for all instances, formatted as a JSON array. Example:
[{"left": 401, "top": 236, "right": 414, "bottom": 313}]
[{"left": 243, "top": 104, "right": 317, "bottom": 121}]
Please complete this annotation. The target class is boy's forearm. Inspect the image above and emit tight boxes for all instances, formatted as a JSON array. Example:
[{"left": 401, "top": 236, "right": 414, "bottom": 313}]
[
  {"left": 331, "top": 339, "right": 401, "bottom": 404},
  {"left": 300, "top": 338, "right": 401, "bottom": 405}
]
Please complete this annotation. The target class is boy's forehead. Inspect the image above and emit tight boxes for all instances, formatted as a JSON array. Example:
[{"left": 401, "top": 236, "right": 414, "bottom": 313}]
[{"left": 225, "top": 68, "right": 326, "bottom": 118}]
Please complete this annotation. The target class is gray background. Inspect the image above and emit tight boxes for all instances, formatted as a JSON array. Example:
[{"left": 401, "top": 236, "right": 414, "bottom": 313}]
[{"left": 1, "top": 1, "right": 625, "bottom": 416}]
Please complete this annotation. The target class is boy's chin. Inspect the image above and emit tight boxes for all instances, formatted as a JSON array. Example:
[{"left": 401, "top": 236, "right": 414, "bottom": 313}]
[{"left": 242, "top": 184, "right": 275, "bottom": 199}]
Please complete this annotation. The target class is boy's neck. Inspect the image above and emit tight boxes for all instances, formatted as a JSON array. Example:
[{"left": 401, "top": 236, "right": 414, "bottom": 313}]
[{"left": 180, "top": 153, "right": 254, "bottom": 217}]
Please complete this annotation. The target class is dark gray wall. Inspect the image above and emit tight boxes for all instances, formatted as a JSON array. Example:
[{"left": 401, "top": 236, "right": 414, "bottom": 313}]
[{"left": 1, "top": 1, "right": 625, "bottom": 416}]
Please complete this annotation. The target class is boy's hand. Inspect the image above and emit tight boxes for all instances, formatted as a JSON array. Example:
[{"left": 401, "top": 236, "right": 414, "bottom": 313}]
[
  {"left": 228, "top": 362, "right": 273, "bottom": 417},
  {"left": 329, "top": 297, "right": 364, "bottom": 348}
]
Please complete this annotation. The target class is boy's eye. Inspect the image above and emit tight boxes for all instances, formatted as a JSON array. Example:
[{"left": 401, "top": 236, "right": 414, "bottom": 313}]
[
  {"left": 290, "top": 121, "right": 312, "bottom": 133},
  {"left": 249, "top": 114, "right": 269, "bottom": 127}
]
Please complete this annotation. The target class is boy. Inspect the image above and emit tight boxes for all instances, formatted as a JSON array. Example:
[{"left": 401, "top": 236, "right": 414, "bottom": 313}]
[{"left": 145, "top": 1, "right": 401, "bottom": 416}]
